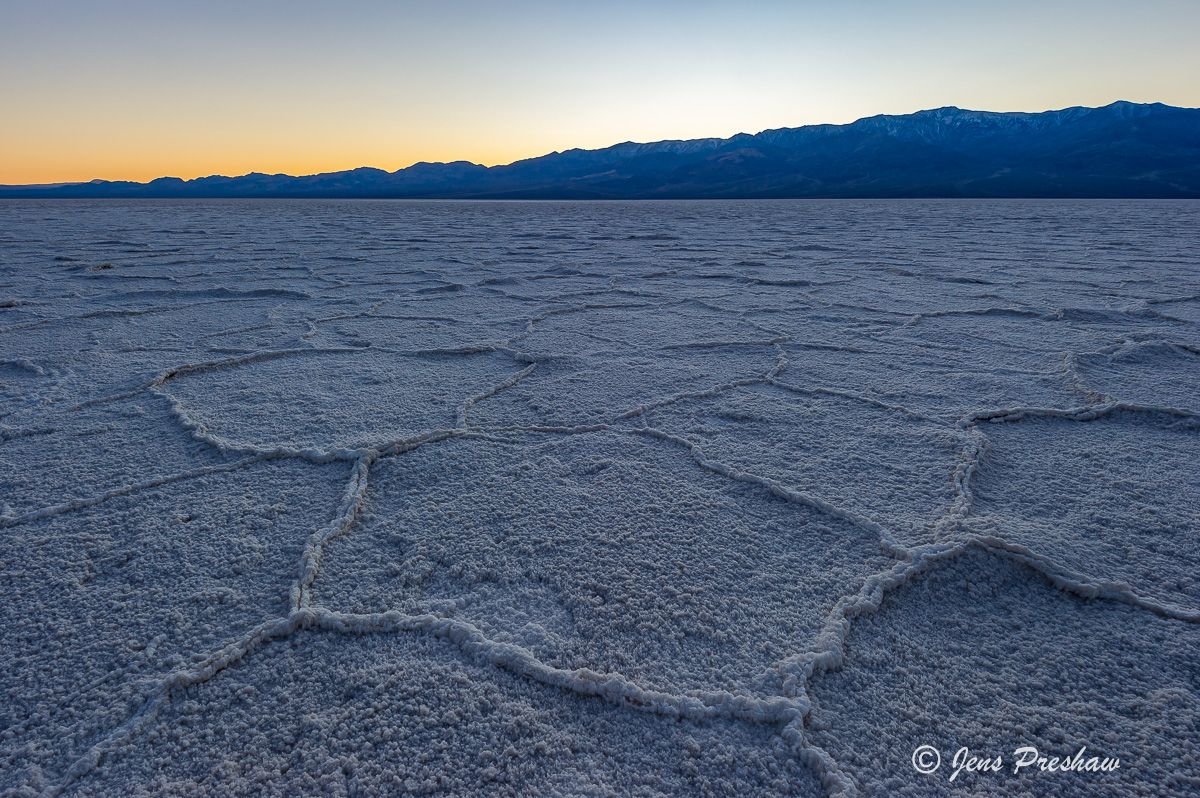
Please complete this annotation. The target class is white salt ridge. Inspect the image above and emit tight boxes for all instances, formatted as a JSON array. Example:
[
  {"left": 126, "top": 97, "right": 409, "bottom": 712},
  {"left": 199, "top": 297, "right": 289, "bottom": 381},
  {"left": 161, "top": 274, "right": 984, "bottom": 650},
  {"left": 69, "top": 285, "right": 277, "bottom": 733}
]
[{"left": 0, "top": 199, "right": 1197, "bottom": 796}]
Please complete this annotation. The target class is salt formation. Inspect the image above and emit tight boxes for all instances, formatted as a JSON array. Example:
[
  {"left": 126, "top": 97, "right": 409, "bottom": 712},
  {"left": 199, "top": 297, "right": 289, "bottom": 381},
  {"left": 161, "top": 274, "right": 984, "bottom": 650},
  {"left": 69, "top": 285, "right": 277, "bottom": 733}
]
[{"left": 0, "top": 199, "right": 1197, "bottom": 796}]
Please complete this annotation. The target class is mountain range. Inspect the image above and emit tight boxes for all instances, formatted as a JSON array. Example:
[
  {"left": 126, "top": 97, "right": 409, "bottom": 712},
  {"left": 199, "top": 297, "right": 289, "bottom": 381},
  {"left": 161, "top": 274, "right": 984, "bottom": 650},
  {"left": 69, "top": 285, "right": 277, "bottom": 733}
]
[{"left": 4, "top": 101, "right": 1199, "bottom": 199}]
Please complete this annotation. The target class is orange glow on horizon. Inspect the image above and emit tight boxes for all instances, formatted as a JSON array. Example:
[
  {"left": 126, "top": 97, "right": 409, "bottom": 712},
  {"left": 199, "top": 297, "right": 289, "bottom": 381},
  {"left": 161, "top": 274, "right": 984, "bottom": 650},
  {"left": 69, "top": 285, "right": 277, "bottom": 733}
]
[
  {"left": 2, "top": 149, "right": 534, "bottom": 187},
  {"left": 3, "top": 1, "right": 1199, "bottom": 186}
]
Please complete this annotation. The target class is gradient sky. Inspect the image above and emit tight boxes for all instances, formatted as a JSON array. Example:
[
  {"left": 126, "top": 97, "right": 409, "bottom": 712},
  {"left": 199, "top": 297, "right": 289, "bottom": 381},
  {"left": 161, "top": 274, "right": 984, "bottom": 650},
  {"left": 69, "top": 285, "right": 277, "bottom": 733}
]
[{"left": 3, "top": 0, "right": 1198, "bottom": 184}]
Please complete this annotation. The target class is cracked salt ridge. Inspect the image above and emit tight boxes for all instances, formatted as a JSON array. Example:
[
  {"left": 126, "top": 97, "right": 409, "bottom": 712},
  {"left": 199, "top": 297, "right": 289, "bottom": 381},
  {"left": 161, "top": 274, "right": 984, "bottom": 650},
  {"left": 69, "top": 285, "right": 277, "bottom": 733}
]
[
  {"left": 2, "top": 199, "right": 1200, "bottom": 796},
  {"left": 0, "top": 459, "right": 347, "bottom": 793},
  {"left": 154, "top": 346, "right": 531, "bottom": 455},
  {"left": 964, "top": 404, "right": 1200, "bottom": 618},
  {"left": 67, "top": 632, "right": 821, "bottom": 798},
  {"left": 1071, "top": 339, "right": 1200, "bottom": 411},
  {"left": 313, "top": 430, "right": 895, "bottom": 700},
  {"left": 15, "top": 369, "right": 737, "bottom": 790},
  {"left": 0, "top": 398, "right": 245, "bottom": 518},
  {"left": 642, "top": 383, "right": 960, "bottom": 545},
  {"left": 804, "top": 548, "right": 1200, "bottom": 797}
]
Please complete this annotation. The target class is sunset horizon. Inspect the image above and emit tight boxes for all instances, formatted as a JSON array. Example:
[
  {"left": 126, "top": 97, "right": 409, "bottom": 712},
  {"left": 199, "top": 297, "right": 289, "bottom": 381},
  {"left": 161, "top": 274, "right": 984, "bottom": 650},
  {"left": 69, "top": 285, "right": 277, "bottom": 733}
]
[
  {"left": 3, "top": 97, "right": 1192, "bottom": 186},
  {"left": 4, "top": 1, "right": 1200, "bottom": 185}
]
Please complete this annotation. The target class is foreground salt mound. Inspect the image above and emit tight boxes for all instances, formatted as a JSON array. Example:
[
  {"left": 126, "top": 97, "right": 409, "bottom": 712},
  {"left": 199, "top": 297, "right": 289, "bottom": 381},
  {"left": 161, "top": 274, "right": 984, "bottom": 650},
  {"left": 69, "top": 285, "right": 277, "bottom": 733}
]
[
  {"left": 64, "top": 631, "right": 822, "bottom": 798},
  {"left": 0, "top": 460, "right": 345, "bottom": 789},
  {"left": 969, "top": 409, "right": 1200, "bottom": 612},
  {"left": 314, "top": 432, "right": 892, "bottom": 695},
  {"left": 806, "top": 549, "right": 1200, "bottom": 797},
  {"left": 644, "top": 384, "right": 961, "bottom": 545}
]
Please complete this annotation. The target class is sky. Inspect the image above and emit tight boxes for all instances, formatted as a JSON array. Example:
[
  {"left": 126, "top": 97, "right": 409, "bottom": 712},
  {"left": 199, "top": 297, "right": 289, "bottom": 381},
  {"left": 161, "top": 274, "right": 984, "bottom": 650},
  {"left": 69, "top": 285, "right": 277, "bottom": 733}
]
[{"left": 2, "top": 0, "right": 1198, "bottom": 185}]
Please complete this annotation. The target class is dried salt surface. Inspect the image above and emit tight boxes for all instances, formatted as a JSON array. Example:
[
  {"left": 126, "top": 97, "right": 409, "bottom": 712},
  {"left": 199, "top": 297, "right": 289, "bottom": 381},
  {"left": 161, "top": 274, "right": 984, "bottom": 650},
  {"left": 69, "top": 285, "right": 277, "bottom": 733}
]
[
  {"left": 1072, "top": 340, "right": 1200, "bottom": 411},
  {"left": 0, "top": 460, "right": 345, "bottom": 790},
  {"left": 0, "top": 199, "right": 1198, "bottom": 796},
  {"left": 313, "top": 432, "right": 892, "bottom": 694},
  {"left": 467, "top": 303, "right": 782, "bottom": 429},
  {"left": 0, "top": 361, "right": 55, "bottom": 419},
  {"left": 162, "top": 349, "right": 525, "bottom": 454},
  {"left": 804, "top": 549, "right": 1200, "bottom": 797},
  {"left": 766, "top": 317, "right": 1108, "bottom": 423},
  {"left": 0, "top": 398, "right": 230, "bottom": 516},
  {"left": 64, "top": 631, "right": 821, "bottom": 798},
  {"left": 643, "top": 384, "right": 962, "bottom": 546},
  {"left": 1145, "top": 296, "right": 1200, "bottom": 325},
  {"left": 968, "top": 409, "right": 1200, "bottom": 613},
  {"left": 467, "top": 345, "right": 779, "bottom": 429}
]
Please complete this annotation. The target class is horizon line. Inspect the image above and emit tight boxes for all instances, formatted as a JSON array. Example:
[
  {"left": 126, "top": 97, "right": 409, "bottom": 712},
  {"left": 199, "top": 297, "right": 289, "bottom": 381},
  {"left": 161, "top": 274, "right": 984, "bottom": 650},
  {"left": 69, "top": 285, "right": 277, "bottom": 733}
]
[{"left": 2, "top": 99, "right": 1187, "bottom": 189}]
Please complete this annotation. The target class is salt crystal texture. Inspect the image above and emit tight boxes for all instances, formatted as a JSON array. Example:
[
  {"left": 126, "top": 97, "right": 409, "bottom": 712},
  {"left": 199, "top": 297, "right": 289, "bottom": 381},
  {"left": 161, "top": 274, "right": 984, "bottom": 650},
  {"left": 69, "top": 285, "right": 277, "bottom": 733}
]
[{"left": 0, "top": 199, "right": 1197, "bottom": 796}]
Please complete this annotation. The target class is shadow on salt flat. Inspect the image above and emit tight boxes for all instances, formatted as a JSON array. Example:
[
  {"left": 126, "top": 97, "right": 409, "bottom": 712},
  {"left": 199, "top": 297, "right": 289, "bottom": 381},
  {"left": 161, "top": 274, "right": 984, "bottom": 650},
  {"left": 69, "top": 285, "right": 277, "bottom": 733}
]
[
  {"left": 968, "top": 410, "right": 1200, "bottom": 612},
  {"left": 0, "top": 459, "right": 345, "bottom": 789},
  {"left": 313, "top": 432, "right": 893, "bottom": 696},
  {"left": 805, "top": 548, "right": 1200, "bottom": 797}
]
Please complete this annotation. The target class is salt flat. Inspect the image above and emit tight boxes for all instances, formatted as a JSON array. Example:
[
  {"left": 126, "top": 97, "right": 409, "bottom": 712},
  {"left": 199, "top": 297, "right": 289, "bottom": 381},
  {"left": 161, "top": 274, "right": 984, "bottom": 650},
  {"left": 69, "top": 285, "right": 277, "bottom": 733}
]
[{"left": 0, "top": 199, "right": 1197, "bottom": 796}]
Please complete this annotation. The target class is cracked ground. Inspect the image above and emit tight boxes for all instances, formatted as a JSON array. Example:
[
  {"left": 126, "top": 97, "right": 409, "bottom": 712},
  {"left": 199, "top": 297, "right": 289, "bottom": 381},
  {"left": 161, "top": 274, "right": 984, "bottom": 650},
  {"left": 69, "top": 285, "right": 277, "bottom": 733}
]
[{"left": 1, "top": 199, "right": 1198, "bottom": 797}]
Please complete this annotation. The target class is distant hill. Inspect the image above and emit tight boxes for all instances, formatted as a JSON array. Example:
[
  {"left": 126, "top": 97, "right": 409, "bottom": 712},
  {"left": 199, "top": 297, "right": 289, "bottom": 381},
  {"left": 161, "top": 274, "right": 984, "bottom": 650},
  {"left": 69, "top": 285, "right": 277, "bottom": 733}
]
[{"left": 5, "top": 101, "right": 1199, "bottom": 199}]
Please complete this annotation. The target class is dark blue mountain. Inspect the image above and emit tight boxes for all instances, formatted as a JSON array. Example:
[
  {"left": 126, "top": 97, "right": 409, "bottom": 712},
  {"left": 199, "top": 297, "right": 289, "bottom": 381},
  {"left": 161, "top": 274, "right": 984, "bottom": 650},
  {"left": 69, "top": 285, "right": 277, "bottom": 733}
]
[{"left": 4, "top": 101, "right": 1198, "bottom": 198}]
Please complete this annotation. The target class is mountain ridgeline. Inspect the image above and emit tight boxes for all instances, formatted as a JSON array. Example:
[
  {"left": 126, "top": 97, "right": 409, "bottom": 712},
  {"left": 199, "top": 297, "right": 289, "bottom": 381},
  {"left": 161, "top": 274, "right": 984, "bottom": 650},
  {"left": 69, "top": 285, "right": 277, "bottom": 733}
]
[{"left": 6, "top": 101, "right": 1200, "bottom": 199}]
